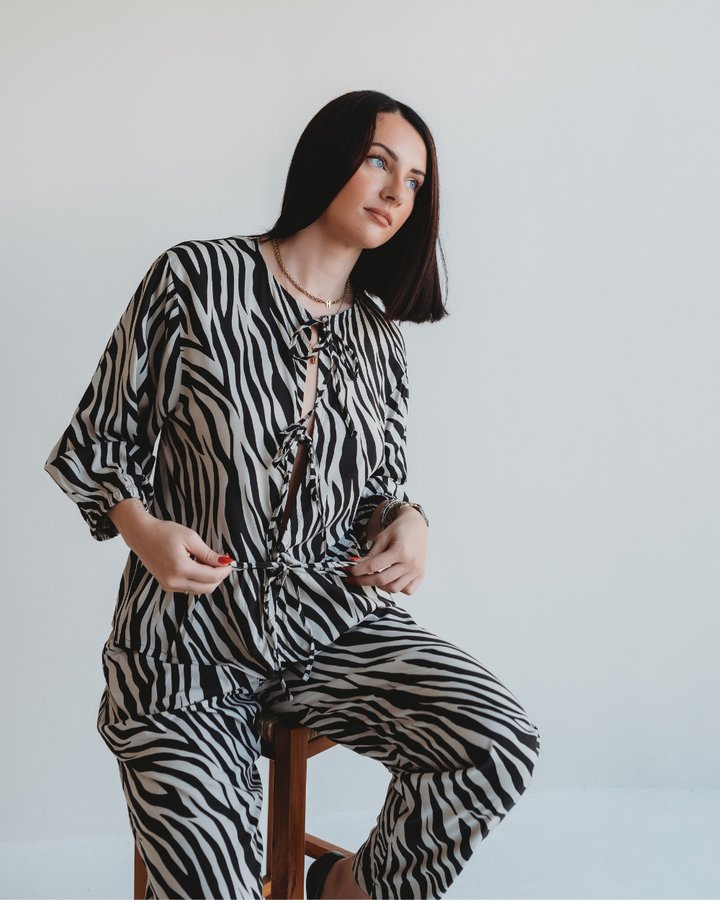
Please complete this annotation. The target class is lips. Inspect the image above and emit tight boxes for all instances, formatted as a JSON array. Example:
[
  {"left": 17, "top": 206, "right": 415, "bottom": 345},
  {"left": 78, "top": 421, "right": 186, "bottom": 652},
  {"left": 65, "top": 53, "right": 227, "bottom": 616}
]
[{"left": 365, "top": 208, "right": 393, "bottom": 227}]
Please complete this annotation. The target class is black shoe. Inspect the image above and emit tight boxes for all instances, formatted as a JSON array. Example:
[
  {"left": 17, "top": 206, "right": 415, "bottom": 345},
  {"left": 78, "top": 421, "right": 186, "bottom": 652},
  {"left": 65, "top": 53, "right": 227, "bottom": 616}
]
[{"left": 306, "top": 851, "right": 346, "bottom": 899}]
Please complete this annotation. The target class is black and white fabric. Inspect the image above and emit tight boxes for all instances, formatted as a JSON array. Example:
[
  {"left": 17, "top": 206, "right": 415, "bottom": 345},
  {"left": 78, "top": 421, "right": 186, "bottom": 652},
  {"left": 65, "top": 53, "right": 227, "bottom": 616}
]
[
  {"left": 100, "top": 605, "right": 539, "bottom": 900},
  {"left": 46, "top": 237, "right": 409, "bottom": 678},
  {"left": 46, "top": 236, "right": 540, "bottom": 899}
]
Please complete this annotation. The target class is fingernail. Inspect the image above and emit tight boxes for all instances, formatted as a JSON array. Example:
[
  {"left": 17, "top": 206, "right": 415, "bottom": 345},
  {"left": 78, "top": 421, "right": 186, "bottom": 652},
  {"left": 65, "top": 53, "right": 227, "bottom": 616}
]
[
  {"left": 349, "top": 556, "right": 362, "bottom": 560},
  {"left": 218, "top": 555, "right": 234, "bottom": 565}
]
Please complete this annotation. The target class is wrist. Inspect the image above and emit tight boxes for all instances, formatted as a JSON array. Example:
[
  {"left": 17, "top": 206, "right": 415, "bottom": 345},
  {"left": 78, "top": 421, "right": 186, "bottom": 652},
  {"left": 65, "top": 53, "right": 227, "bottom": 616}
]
[
  {"left": 380, "top": 500, "right": 429, "bottom": 530},
  {"left": 107, "top": 497, "right": 154, "bottom": 546}
]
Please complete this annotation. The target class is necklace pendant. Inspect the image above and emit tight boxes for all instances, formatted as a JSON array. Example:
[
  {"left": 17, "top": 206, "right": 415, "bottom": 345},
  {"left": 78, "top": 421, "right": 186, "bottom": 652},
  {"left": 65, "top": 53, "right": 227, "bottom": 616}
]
[
  {"left": 309, "top": 355, "right": 317, "bottom": 365},
  {"left": 272, "top": 239, "right": 350, "bottom": 310}
]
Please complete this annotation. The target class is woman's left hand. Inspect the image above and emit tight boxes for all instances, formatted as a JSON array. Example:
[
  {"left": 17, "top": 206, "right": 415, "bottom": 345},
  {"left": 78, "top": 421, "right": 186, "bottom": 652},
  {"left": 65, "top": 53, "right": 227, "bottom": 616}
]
[{"left": 346, "top": 505, "right": 428, "bottom": 595}]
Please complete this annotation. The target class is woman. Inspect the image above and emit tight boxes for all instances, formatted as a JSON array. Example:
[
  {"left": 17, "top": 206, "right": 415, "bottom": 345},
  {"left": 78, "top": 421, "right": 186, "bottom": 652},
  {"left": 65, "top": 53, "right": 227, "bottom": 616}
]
[{"left": 46, "top": 91, "right": 539, "bottom": 900}]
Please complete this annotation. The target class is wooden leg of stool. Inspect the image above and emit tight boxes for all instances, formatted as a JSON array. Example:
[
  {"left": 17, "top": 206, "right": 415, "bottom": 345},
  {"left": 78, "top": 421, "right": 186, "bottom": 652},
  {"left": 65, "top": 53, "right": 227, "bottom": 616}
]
[
  {"left": 134, "top": 843, "right": 147, "bottom": 900},
  {"left": 263, "top": 759, "right": 275, "bottom": 897},
  {"left": 270, "top": 724, "right": 309, "bottom": 899}
]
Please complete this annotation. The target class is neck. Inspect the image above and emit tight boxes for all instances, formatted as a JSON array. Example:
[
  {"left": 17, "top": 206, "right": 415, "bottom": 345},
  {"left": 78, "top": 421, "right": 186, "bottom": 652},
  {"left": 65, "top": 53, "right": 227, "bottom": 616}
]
[{"left": 274, "top": 223, "right": 360, "bottom": 303}]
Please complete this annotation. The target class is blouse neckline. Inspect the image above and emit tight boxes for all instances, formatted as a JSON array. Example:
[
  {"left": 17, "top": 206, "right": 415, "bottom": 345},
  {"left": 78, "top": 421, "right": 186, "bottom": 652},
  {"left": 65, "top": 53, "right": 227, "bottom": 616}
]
[{"left": 250, "top": 237, "right": 362, "bottom": 326}]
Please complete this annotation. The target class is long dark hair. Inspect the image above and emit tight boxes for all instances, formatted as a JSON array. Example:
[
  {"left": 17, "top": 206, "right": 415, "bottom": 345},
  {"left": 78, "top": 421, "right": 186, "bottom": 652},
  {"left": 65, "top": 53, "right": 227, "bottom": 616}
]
[{"left": 266, "top": 90, "right": 447, "bottom": 323}]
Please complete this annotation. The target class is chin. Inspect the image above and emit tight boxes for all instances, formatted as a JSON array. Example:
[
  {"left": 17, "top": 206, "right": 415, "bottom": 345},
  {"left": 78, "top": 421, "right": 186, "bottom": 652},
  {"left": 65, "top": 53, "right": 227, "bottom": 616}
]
[
  {"left": 357, "top": 227, "right": 398, "bottom": 251},
  {"left": 357, "top": 238, "right": 388, "bottom": 252},
  {"left": 324, "top": 207, "right": 401, "bottom": 250}
]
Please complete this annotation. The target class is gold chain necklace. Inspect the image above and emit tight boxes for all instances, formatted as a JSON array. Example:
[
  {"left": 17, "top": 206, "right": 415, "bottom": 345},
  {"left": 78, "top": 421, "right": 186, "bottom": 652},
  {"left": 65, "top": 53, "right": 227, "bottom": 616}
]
[{"left": 272, "top": 238, "right": 350, "bottom": 310}]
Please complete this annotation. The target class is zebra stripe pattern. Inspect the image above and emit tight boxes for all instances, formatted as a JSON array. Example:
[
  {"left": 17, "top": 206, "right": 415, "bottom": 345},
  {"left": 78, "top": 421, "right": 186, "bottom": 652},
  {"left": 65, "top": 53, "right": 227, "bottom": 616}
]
[
  {"left": 47, "top": 235, "right": 540, "bottom": 898},
  {"left": 45, "top": 236, "right": 410, "bottom": 673},
  {"left": 100, "top": 605, "right": 539, "bottom": 899}
]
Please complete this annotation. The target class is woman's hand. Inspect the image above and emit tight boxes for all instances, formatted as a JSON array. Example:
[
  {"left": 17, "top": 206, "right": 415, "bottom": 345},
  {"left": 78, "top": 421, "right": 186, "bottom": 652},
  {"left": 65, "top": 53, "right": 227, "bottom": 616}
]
[
  {"left": 107, "top": 498, "right": 234, "bottom": 594},
  {"left": 346, "top": 504, "right": 428, "bottom": 595}
]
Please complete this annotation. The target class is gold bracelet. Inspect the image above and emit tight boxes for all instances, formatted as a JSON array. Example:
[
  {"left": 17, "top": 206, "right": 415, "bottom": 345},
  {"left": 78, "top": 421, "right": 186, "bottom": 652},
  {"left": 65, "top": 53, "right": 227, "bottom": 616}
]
[{"left": 380, "top": 500, "right": 429, "bottom": 529}]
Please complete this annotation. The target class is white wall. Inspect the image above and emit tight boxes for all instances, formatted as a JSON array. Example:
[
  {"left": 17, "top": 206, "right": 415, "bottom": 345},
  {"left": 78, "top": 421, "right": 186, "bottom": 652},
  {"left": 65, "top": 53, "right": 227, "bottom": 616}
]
[{"left": 1, "top": 0, "right": 719, "bottom": 843}]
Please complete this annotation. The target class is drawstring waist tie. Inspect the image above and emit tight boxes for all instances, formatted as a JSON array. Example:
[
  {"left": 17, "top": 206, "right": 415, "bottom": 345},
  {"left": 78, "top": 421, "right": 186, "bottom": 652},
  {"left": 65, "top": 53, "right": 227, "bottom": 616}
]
[
  {"left": 239, "top": 319, "right": 360, "bottom": 698},
  {"left": 230, "top": 553, "right": 354, "bottom": 699}
]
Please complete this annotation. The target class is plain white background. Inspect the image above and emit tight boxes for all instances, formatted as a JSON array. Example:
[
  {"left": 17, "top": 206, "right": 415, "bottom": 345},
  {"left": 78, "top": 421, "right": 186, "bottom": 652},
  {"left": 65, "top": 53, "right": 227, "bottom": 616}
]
[{"left": 1, "top": 0, "right": 719, "bottom": 868}]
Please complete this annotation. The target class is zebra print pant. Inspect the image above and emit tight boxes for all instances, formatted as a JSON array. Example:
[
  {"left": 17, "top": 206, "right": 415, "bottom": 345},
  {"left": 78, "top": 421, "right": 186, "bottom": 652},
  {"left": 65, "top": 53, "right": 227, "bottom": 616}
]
[{"left": 99, "top": 605, "right": 540, "bottom": 899}]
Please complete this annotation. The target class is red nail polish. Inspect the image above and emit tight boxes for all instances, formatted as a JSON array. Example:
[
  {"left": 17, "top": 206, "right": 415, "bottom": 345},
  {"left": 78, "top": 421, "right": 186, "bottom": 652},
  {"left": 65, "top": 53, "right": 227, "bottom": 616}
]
[
  {"left": 349, "top": 557, "right": 362, "bottom": 561},
  {"left": 218, "top": 555, "right": 234, "bottom": 565}
]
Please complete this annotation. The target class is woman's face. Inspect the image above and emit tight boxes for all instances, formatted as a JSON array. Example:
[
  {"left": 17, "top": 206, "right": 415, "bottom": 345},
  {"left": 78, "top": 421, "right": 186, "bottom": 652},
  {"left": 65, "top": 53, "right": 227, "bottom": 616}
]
[{"left": 318, "top": 112, "right": 428, "bottom": 250}]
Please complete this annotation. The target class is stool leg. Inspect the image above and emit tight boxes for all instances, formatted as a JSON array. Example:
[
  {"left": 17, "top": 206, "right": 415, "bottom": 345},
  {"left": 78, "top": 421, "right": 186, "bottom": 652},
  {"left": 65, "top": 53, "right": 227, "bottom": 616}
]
[
  {"left": 133, "top": 843, "right": 147, "bottom": 900},
  {"left": 263, "top": 759, "right": 275, "bottom": 897},
  {"left": 270, "top": 724, "right": 309, "bottom": 899}
]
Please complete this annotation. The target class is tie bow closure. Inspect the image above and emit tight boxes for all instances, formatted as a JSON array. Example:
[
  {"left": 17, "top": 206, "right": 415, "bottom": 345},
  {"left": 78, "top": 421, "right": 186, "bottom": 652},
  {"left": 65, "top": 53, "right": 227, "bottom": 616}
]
[
  {"left": 290, "top": 319, "right": 358, "bottom": 377},
  {"left": 255, "top": 318, "right": 361, "bottom": 697},
  {"left": 231, "top": 552, "right": 354, "bottom": 699}
]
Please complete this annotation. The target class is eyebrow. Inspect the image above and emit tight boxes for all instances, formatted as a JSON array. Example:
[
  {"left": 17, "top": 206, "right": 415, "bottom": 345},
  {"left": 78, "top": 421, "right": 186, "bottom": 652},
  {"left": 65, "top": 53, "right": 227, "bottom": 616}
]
[{"left": 371, "top": 142, "right": 426, "bottom": 178}]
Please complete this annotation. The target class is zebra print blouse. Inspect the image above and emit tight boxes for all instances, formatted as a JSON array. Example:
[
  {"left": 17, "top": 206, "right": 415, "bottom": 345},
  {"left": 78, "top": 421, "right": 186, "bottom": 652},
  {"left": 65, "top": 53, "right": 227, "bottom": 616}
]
[{"left": 45, "top": 236, "right": 409, "bottom": 675}]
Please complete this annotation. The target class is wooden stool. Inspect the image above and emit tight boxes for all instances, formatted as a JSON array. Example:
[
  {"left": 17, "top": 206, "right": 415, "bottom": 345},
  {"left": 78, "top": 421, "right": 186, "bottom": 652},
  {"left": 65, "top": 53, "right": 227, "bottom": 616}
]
[{"left": 133, "top": 712, "right": 352, "bottom": 899}]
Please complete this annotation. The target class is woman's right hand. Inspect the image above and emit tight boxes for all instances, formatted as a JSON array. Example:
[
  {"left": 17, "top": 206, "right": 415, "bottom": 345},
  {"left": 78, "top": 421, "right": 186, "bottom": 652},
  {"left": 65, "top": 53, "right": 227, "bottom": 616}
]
[{"left": 107, "top": 498, "right": 234, "bottom": 594}]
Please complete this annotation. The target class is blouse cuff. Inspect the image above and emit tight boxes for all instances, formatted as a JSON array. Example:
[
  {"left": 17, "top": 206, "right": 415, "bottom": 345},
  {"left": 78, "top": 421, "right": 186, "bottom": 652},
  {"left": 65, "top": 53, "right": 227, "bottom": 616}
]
[{"left": 77, "top": 483, "right": 148, "bottom": 543}]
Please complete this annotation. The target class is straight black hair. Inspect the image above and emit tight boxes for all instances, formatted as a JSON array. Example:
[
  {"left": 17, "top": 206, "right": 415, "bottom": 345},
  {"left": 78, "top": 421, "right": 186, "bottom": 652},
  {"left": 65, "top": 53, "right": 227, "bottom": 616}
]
[{"left": 266, "top": 90, "right": 447, "bottom": 323}]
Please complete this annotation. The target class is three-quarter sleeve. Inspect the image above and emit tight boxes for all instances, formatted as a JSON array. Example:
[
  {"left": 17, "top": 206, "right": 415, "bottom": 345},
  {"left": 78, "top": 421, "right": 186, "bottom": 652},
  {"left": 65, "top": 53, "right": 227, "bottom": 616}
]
[
  {"left": 351, "top": 342, "right": 410, "bottom": 544},
  {"left": 45, "top": 253, "right": 182, "bottom": 541}
]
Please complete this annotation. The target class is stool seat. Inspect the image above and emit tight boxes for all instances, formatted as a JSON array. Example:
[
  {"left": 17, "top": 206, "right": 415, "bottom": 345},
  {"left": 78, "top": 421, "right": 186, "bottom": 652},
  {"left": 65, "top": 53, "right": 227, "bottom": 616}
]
[
  {"left": 133, "top": 710, "right": 352, "bottom": 899},
  {"left": 257, "top": 712, "right": 324, "bottom": 744}
]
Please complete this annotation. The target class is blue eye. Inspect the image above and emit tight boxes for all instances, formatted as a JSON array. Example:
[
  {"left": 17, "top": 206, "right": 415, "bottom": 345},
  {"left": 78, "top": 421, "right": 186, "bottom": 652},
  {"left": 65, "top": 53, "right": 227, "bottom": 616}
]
[
  {"left": 369, "top": 156, "right": 384, "bottom": 169},
  {"left": 405, "top": 178, "right": 419, "bottom": 192}
]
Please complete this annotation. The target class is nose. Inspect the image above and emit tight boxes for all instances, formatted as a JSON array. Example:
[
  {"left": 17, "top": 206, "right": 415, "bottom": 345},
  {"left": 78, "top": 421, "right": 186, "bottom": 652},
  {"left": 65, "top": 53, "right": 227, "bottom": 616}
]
[{"left": 380, "top": 171, "right": 408, "bottom": 205}]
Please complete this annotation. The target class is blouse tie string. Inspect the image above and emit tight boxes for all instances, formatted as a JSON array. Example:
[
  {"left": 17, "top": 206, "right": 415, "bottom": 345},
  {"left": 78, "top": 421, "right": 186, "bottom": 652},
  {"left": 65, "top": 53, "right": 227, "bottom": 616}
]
[
  {"left": 230, "top": 553, "right": 353, "bottom": 700},
  {"left": 290, "top": 321, "right": 359, "bottom": 435},
  {"left": 253, "top": 319, "right": 360, "bottom": 698},
  {"left": 263, "top": 416, "right": 326, "bottom": 697}
]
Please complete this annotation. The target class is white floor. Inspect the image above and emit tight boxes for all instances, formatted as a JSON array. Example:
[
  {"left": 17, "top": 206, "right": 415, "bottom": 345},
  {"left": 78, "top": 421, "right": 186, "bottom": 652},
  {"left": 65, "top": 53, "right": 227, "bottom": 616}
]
[{"left": 1, "top": 790, "right": 718, "bottom": 899}]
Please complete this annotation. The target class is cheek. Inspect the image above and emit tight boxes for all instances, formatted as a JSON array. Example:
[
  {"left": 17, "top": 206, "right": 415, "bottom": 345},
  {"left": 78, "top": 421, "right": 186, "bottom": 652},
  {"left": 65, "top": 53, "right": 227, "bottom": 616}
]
[
  {"left": 393, "top": 199, "right": 416, "bottom": 231},
  {"left": 351, "top": 177, "right": 374, "bottom": 208},
  {"left": 327, "top": 173, "right": 372, "bottom": 219}
]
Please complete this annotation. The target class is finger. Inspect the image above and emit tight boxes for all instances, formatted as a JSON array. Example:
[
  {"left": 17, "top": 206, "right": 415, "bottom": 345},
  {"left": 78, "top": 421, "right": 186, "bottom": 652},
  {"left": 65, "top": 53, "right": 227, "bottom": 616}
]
[
  {"left": 354, "top": 545, "right": 405, "bottom": 576},
  {"left": 344, "top": 563, "right": 391, "bottom": 584},
  {"left": 380, "top": 571, "right": 416, "bottom": 594},
  {"left": 348, "top": 563, "right": 409, "bottom": 588},
  {"left": 184, "top": 558, "right": 236, "bottom": 585},
  {"left": 177, "top": 564, "right": 236, "bottom": 593},
  {"left": 394, "top": 575, "right": 422, "bottom": 595},
  {"left": 347, "top": 542, "right": 388, "bottom": 577},
  {"left": 183, "top": 530, "right": 233, "bottom": 568},
  {"left": 350, "top": 534, "right": 401, "bottom": 575},
  {"left": 372, "top": 571, "right": 424, "bottom": 595}
]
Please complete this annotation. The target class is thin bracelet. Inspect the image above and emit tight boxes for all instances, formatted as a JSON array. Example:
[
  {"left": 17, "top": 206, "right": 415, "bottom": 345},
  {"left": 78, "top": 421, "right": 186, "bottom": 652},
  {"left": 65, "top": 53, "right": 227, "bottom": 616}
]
[{"left": 380, "top": 500, "right": 429, "bottom": 529}]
